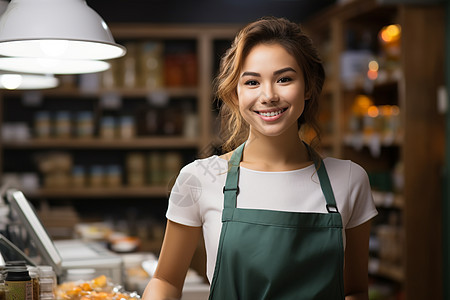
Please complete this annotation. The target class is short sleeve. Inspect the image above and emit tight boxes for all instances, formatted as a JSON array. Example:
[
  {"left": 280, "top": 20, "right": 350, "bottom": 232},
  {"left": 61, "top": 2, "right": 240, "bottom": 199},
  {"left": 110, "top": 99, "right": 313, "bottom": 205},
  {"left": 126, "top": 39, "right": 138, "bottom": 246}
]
[
  {"left": 165, "top": 163, "right": 203, "bottom": 227},
  {"left": 346, "top": 162, "right": 378, "bottom": 229}
]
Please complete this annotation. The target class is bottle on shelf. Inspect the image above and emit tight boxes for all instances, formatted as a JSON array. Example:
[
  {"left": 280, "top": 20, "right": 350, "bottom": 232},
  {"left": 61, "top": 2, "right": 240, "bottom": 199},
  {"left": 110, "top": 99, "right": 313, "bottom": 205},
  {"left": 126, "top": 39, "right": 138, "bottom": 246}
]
[
  {"left": 27, "top": 267, "right": 39, "bottom": 300},
  {"left": 37, "top": 265, "right": 57, "bottom": 300},
  {"left": 0, "top": 267, "right": 9, "bottom": 300},
  {"left": 4, "top": 261, "right": 32, "bottom": 300}
]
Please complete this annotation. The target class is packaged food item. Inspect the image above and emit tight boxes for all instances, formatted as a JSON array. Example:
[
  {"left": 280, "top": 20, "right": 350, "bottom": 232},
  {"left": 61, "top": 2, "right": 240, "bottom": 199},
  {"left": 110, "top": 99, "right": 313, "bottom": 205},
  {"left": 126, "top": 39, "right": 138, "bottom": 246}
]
[
  {"left": 119, "top": 116, "right": 136, "bottom": 139},
  {"left": 127, "top": 153, "right": 146, "bottom": 187},
  {"left": 147, "top": 152, "right": 164, "bottom": 185},
  {"left": 35, "top": 111, "right": 51, "bottom": 138},
  {"left": 100, "top": 116, "right": 117, "bottom": 139},
  {"left": 72, "top": 165, "right": 86, "bottom": 188},
  {"left": 56, "top": 275, "right": 140, "bottom": 300},
  {"left": 75, "top": 111, "right": 94, "bottom": 138},
  {"left": 54, "top": 111, "right": 72, "bottom": 138},
  {"left": 27, "top": 267, "right": 40, "bottom": 300},
  {"left": 0, "top": 267, "right": 8, "bottom": 300},
  {"left": 89, "top": 165, "right": 105, "bottom": 188},
  {"left": 182, "top": 52, "right": 198, "bottom": 87},
  {"left": 5, "top": 264, "right": 32, "bottom": 300},
  {"left": 123, "top": 43, "right": 137, "bottom": 88},
  {"left": 0, "top": 282, "right": 8, "bottom": 300},
  {"left": 106, "top": 165, "right": 122, "bottom": 187},
  {"left": 139, "top": 41, "right": 164, "bottom": 89},
  {"left": 182, "top": 103, "right": 198, "bottom": 138},
  {"left": 164, "top": 152, "right": 183, "bottom": 184},
  {"left": 38, "top": 265, "right": 56, "bottom": 300}
]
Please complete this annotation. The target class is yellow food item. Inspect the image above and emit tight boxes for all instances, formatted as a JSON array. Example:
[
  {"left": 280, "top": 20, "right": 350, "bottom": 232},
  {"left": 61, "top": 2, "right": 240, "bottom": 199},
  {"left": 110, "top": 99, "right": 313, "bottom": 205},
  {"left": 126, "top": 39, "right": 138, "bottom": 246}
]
[
  {"left": 65, "top": 287, "right": 82, "bottom": 297},
  {"left": 56, "top": 275, "right": 139, "bottom": 300},
  {"left": 91, "top": 275, "right": 107, "bottom": 288},
  {"left": 79, "top": 283, "right": 92, "bottom": 291}
]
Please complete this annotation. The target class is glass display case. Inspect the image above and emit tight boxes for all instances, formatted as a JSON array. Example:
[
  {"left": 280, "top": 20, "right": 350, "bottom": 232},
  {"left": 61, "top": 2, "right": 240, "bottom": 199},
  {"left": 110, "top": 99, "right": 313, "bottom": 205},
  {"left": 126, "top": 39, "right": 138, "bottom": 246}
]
[{"left": 1, "top": 189, "right": 123, "bottom": 284}]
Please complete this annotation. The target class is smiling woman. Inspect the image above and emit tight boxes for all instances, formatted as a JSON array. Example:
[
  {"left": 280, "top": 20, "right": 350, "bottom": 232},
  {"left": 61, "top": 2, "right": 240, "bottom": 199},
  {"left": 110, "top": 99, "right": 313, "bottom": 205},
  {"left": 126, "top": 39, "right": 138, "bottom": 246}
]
[{"left": 142, "top": 16, "right": 377, "bottom": 300}]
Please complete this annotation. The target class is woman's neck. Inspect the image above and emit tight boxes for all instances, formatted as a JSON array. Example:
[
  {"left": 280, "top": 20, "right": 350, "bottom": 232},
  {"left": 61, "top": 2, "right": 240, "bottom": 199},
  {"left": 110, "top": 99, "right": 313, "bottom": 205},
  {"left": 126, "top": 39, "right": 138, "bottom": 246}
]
[{"left": 241, "top": 128, "right": 312, "bottom": 172}]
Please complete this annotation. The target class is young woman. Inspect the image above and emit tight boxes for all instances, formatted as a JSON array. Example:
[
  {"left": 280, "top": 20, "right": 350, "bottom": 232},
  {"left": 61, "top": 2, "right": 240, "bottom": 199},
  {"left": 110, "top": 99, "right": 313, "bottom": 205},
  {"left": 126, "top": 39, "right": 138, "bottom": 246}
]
[{"left": 143, "top": 17, "right": 377, "bottom": 300}]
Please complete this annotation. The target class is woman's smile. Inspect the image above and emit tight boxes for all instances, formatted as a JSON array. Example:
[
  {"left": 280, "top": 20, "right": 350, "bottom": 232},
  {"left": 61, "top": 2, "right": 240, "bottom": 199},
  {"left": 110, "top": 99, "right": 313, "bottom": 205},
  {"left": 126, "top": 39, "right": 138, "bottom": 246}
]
[{"left": 254, "top": 107, "right": 288, "bottom": 121}]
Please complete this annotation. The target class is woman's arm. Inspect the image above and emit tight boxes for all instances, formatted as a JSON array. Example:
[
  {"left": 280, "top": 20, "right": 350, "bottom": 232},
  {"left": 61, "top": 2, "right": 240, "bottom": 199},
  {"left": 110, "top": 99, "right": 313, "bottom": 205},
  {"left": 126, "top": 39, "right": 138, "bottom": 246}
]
[
  {"left": 344, "top": 220, "right": 372, "bottom": 300},
  {"left": 142, "top": 220, "right": 202, "bottom": 300}
]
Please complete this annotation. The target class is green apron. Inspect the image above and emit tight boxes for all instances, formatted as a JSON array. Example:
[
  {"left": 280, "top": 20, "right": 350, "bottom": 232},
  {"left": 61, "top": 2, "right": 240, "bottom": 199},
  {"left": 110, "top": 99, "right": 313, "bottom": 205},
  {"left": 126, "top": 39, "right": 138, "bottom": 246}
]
[{"left": 209, "top": 142, "right": 344, "bottom": 300}]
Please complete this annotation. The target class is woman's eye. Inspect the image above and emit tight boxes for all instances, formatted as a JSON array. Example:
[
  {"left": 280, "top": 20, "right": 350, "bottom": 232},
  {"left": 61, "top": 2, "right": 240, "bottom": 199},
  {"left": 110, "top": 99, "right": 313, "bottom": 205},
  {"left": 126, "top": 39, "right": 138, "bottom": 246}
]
[
  {"left": 277, "top": 77, "right": 292, "bottom": 83},
  {"left": 244, "top": 80, "right": 259, "bottom": 86}
]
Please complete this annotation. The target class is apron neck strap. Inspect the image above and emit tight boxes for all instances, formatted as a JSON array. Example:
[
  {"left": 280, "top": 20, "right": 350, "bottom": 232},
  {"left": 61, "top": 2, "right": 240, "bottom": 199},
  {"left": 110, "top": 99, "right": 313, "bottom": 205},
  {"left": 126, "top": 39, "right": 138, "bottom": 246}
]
[
  {"left": 222, "top": 142, "right": 245, "bottom": 209},
  {"left": 222, "top": 141, "right": 339, "bottom": 213},
  {"left": 308, "top": 145, "right": 339, "bottom": 213}
]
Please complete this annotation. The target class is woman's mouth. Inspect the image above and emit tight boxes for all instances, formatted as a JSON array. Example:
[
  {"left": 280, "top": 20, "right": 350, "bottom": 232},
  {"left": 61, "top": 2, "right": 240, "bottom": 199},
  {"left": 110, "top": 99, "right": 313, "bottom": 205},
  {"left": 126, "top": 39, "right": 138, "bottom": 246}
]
[{"left": 254, "top": 107, "right": 288, "bottom": 121}]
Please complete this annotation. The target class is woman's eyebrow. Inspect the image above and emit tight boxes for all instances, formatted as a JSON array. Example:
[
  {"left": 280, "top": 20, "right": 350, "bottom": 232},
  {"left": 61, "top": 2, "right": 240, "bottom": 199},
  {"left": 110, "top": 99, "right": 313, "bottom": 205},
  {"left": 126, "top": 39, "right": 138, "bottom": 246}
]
[
  {"left": 273, "top": 67, "right": 296, "bottom": 76},
  {"left": 241, "top": 67, "right": 296, "bottom": 78},
  {"left": 241, "top": 71, "right": 260, "bottom": 77}
]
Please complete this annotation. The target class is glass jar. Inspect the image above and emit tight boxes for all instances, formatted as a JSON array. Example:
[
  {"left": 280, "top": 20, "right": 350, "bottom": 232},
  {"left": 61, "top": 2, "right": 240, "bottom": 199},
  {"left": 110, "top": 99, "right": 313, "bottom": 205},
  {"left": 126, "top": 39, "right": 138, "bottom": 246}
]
[
  {"left": 5, "top": 267, "right": 32, "bottom": 300},
  {"left": 27, "top": 267, "right": 39, "bottom": 300},
  {"left": 37, "top": 266, "right": 56, "bottom": 300},
  {"left": 0, "top": 282, "right": 9, "bottom": 300}
]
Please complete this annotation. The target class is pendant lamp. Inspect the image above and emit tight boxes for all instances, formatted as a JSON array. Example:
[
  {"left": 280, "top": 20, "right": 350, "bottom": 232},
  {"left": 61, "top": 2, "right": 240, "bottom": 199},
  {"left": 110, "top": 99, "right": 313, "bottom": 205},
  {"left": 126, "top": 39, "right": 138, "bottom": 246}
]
[
  {"left": 0, "top": 57, "right": 110, "bottom": 74},
  {"left": 0, "top": 73, "right": 58, "bottom": 90},
  {"left": 0, "top": 0, "right": 58, "bottom": 89},
  {"left": 0, "top": 0, "right": 125, "bottom": 74},
  {"left": 0, "top": 0, "right": 126, "bottom": 60}
]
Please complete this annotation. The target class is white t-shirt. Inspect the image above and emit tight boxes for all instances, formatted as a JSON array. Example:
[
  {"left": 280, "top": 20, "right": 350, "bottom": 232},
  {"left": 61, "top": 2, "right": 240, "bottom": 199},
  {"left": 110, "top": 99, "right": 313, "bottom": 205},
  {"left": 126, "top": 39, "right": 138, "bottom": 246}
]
[{"left": 166, "top": 155, "right": 378, "bottom": 283}]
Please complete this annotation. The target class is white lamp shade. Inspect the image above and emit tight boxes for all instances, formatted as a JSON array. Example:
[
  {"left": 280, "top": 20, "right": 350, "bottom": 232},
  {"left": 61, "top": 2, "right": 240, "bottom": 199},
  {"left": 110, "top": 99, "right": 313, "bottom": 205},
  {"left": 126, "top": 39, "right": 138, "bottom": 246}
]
[
  {"left": 0, "top": 0, "right": 126, "bottom": 60},
  {"left": 0, "top": 73, "right": 59, "bottom": 89},
  {"left": 0, "top": 57, "right": 111, "bottom": 74}
]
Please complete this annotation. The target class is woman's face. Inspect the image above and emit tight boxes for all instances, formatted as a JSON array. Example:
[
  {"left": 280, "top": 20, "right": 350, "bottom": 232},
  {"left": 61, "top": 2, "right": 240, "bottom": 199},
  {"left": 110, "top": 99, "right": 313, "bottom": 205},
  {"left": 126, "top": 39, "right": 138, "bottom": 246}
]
[{"left": 237, "top": 43, "right": 307, "bottom": 138}]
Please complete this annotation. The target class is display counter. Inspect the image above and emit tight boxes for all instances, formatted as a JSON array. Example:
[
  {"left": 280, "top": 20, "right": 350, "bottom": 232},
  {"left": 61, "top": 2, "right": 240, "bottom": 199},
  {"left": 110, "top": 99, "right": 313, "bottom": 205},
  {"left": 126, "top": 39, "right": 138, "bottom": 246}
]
[{"left": 0, "top": 189, "right": 210, "bottom": 299}]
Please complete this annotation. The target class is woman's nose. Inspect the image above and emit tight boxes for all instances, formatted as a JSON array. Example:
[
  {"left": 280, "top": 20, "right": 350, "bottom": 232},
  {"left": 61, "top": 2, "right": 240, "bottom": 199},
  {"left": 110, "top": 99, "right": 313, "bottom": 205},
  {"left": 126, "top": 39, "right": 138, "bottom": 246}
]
[{"left": 259, "top": 84, "right": 278, "bottom": 103}]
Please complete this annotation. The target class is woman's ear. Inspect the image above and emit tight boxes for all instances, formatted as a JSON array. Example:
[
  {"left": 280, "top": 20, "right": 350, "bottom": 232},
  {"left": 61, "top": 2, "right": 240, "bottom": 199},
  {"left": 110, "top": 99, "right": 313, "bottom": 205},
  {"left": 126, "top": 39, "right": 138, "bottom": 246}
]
[
  {"left": 305, "top": 89, "right": 312, "bottom": 100},
  {"left": 305, "top": 86, "right": 312, "bottom": 101}
]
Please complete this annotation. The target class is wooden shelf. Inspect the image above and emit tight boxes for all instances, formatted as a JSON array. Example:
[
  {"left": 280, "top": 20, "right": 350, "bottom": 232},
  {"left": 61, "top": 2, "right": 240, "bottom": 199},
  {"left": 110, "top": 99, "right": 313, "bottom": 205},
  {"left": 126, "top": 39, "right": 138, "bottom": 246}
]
[
  {"left": 372, "top": 191, "right": 404, "bottom": 210},
  {"left": 28, "top": 186, "right": 170, "bottom": 198},
  {"left": 343, "top": 133, "right": 402, "bottom": 148},
  {"left": 306, "top": 1, "right": 445, "bottom": 297},
  {"left": 342, "top": 77, "right": 400, "bottom": 93},
  {"left": 2, "top": 137, "right": 201, "bottom": 149},
  {"left": 109, "top": 23, "right": 240, "bottom": 39},
  {"left": 369, "top": 258, "right": 404, "bottom": 283},
  {"left": 1, "top": 86, "right": 200, "bottom": 99}
]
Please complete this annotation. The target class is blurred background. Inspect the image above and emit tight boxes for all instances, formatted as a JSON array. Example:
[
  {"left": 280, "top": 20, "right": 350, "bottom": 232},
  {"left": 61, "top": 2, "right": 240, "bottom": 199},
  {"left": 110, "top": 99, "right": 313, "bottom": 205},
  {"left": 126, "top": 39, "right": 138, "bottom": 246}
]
[{"left": 0, "top": 0, "right": 447, "bottom": 299}]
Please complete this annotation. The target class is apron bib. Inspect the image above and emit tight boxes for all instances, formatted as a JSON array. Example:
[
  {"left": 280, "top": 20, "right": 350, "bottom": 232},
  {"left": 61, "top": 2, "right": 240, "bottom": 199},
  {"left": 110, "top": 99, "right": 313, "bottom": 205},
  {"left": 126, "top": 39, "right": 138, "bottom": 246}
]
[{"left": 209, "top": 142, "right": 344, "bottom": 300}]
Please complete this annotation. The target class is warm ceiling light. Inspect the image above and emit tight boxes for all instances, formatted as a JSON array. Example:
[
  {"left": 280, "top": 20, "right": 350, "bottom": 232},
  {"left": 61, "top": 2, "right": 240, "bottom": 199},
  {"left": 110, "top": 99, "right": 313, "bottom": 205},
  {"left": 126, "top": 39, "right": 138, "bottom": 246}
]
[
  {"left": 0, "top": 0, "right": 57, "bottom": 89},
  {"left": 0, "top": 73, "right": 59, "bottom": 90},
  {"left": 0, "top": 57, "right": 110, "bottom": 74},
  {"left": 0, "top": 0, "right": 126, "bottom": 61}
]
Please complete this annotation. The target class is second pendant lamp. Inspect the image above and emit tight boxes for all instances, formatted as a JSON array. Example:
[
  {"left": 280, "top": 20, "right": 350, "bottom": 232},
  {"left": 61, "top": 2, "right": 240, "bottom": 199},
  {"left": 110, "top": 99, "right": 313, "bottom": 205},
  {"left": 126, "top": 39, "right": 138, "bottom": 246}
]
[
  {"left": 0, "top": 0, "right": 58, "bottom": 89},
  {"left": 0, "top": 0, "right": 126, "bottom": 74}
]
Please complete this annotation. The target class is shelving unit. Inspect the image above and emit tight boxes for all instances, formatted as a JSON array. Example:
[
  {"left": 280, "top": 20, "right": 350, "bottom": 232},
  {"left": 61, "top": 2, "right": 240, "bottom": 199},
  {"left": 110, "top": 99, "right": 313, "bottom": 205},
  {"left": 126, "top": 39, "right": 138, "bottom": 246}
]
[
  {"left": 34, "top": 186, "right": 169, "bottom": 199},
  {"left": 0, "top": 25, "right": 239, "bottom": 250},
  {"left": 305, "top": 1, "right": 445, "bottom": 299},
  {"left": 2, "top": 137, "right": 201, "bottom": 149}
]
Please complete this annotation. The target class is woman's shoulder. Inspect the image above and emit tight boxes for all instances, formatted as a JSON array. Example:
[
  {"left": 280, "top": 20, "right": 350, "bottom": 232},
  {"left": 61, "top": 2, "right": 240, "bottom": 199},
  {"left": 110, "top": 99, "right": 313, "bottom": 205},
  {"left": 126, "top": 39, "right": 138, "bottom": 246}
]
[
  {"left": 323, "top": 157, "right": 370, "bottom": 185},
  {"left": 180, "top": 154, "right": 229, "bottom": 176}
]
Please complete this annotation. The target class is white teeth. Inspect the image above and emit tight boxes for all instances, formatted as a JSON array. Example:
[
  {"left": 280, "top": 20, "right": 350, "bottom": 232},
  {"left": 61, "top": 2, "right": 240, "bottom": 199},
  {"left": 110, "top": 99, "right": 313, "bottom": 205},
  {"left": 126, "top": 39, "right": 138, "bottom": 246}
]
[{"left": 260, "top": 109, "right": 284, "bottom": 117}]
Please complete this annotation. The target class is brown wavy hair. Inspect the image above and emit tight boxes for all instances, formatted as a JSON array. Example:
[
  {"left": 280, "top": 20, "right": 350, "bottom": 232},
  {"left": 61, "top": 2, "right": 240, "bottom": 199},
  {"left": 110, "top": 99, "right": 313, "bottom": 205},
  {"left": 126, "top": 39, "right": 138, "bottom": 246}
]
[{"left": 215, "top": 16, "right": 325, "bottom": 152}]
